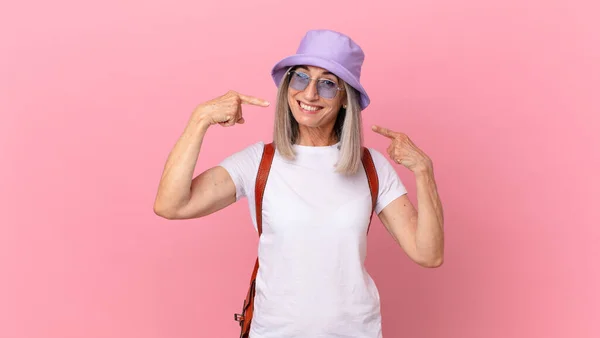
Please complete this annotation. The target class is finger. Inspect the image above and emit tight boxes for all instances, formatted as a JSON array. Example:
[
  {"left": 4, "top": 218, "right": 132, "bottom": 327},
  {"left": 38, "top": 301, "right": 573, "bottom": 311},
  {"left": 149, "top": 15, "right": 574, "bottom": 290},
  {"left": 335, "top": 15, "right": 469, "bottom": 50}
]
[
  {"left": 386, "top": 143, "right": 394, "bottom": 157},
  {"left": 238, "top": 93, "right": 270, "bottom": 107},
  {"left": 218, "top": 115, "right": 235, "bottom": 127},
  {"left": 226, "top": 115, "right": 237, "bottom": 127},
  {"left": 394, "top": 149, "right": 404, "bottom": 164},
  {"left": 371, "top": 125, "right": 397, "bottom": 139}
]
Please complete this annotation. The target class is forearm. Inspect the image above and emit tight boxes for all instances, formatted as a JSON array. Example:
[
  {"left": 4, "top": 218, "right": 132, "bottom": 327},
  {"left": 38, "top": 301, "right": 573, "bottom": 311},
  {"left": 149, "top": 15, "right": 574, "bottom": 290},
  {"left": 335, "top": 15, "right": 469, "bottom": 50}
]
[
  {"left": 414, "top": 167, "right": 444, "bottom": 265},
  {"left": 154, "top": 117, "right": 210, "bottom": 214}
]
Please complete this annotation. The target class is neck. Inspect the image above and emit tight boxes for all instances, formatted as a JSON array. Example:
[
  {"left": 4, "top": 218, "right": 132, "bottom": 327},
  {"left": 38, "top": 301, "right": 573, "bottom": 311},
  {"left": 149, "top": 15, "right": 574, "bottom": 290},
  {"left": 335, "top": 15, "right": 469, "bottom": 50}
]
[{"left": 296, "top": 125, "right": 338, "bottom": 146}]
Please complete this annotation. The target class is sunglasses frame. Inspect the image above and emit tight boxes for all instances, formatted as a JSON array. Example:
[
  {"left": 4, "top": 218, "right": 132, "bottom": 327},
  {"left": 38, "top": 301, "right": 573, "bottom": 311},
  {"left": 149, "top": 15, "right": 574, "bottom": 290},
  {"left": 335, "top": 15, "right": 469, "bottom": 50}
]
[{"left": 287, "top": 70, "right": 344, "bottom": 99}]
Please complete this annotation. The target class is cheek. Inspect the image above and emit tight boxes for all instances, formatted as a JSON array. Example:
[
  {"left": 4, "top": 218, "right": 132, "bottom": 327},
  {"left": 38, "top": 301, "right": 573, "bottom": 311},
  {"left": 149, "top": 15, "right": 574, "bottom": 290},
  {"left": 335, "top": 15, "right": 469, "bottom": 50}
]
[
  {"left": 330, "top": 95, "right": 344, "bottom": 110},
  {"left": 287, "top": 90, "right": 300, "bottom": 106},
  {"left": 327, "top": 102, "right": 342, "bottom": 115}
]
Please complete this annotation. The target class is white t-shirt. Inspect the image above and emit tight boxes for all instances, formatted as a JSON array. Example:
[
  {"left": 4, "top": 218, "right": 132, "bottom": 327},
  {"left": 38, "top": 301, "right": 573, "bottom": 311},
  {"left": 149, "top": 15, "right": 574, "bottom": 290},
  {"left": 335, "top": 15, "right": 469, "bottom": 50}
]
[{"left": 220, "top": 141, "right": 408, "bottom": 338}]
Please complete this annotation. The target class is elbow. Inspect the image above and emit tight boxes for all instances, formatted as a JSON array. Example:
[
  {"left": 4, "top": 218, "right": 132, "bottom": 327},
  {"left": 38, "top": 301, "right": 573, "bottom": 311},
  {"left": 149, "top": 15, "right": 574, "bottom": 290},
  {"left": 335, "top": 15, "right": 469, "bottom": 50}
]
[
  {"left": 414, "top": 252, "right": 444, "bottom": 268},
  {"left": 420, "top": 256, "right": 444, "bottom": 268},
  {"left": 153, "top": 202, "right": 179, "bottom": 220}
]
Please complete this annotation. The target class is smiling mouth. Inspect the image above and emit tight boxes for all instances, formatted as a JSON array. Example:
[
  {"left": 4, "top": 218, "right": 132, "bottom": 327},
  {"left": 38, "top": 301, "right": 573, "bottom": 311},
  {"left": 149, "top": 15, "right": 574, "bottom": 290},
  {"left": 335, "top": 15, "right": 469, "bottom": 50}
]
[{"left": 298, "top": 101, "right": 323, "bottom": 113}]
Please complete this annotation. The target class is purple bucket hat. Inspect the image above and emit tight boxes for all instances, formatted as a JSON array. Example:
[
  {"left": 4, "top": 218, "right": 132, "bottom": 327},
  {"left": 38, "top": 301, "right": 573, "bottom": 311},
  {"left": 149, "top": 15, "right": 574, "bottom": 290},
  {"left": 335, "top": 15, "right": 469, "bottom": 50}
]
[{"left": 271, "top": 29, "right": 371, "bottom": 110}]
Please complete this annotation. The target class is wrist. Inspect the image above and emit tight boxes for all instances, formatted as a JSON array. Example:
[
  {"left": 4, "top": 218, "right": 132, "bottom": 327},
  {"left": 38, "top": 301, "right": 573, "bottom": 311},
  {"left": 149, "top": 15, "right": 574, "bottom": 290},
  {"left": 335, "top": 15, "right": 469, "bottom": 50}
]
[
  {"left": 185, "top": 116, "right": 211, "bottom": 136},
  {"left": 190, "top": 112, "right": 212, "bottom": 131},
  {"left": 414, "top": 165, "right": 434, "bottom": 178}
]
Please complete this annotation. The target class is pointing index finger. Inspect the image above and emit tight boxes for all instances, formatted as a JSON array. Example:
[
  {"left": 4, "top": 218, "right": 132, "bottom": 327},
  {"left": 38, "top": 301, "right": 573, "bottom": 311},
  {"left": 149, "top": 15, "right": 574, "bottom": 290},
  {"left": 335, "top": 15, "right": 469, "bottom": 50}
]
[
  {"left": 371, "top": 125, "right": 398, "bottom": 139},
  {"left": 238, "top": 93, "right": 270, "bottom": 107}
]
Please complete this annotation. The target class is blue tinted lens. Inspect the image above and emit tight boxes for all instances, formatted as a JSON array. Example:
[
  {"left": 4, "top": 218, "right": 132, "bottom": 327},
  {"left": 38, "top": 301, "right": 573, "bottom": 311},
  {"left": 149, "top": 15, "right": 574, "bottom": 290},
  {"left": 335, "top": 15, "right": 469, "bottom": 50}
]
[
  {"left": 317, "top": 80, "right": 338, "bottom": 98},
  {"left": 289, "top": 72, "right": 309, "bottom": 90},
  {"left": 289, "top": 71, "right": 339, "bottom": 99}
]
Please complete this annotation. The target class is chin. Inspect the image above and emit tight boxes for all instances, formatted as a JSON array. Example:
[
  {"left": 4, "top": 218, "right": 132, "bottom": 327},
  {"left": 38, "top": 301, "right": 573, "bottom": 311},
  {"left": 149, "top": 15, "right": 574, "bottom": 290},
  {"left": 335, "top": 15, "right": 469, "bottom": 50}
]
[{"left": 289, "top": 113, "right": 314, "bottom": 126}]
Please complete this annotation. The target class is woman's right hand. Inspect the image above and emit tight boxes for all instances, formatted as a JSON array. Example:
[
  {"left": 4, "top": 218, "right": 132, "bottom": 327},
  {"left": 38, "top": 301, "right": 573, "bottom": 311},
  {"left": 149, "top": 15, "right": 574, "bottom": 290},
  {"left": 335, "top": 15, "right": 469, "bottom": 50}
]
[{"left": 192, "top": 90, "right": 270, "bottom": 128}]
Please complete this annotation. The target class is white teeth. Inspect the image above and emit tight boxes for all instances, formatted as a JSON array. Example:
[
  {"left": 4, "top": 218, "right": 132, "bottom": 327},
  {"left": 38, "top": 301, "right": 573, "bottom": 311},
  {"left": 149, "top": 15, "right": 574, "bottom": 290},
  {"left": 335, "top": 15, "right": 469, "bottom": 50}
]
[{"left": 300, "top": 102, "right": 320, "bottom": 111}]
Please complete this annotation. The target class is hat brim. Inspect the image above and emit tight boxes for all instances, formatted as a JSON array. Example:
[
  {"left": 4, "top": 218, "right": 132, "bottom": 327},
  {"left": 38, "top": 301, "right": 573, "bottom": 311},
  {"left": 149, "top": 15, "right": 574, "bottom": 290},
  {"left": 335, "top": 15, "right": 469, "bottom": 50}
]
[{"left": 271, "top": 54, "right": 370, "bottom": 110}]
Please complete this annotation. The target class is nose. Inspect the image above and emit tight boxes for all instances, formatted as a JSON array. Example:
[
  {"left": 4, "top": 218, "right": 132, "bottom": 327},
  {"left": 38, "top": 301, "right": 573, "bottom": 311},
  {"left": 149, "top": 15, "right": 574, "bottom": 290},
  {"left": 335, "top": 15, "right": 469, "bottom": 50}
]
[{"left": 303, "top": 79, "right": 319, "bottom": 101}]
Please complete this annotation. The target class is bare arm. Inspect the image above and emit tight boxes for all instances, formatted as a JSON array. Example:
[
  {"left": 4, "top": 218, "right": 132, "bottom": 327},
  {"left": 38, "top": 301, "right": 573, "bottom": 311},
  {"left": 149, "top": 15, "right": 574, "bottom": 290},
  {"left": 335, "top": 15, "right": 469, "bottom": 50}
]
[
  {"left": 153, "top": 119, "right": 236, "bottom": 219},
  {"left": 372, "top": 125, "right": 445, "bottom": 267},
  {"left": 153, "top": 90, "right": 270, "bottom": 220},
  {"left": 378, "top": 168, "right": 444, "bottom": 267}
]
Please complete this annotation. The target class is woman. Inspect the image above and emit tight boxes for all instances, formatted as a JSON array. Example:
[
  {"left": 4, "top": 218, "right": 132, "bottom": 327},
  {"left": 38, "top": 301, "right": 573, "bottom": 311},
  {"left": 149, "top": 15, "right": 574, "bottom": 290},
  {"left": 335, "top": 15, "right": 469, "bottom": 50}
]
[{"left": 154, "top": 29, "right": 444, "bottom": 338}]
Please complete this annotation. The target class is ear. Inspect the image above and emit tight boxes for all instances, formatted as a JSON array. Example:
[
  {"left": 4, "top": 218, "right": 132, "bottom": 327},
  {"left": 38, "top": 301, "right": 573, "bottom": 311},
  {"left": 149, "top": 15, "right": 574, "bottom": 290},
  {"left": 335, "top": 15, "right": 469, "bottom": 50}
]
[
  {"left": 341, "top": 84, "right": 348, "bottom": 108},
  {"left": 341, "top": 92, "right": 348, "bottom": 109}
]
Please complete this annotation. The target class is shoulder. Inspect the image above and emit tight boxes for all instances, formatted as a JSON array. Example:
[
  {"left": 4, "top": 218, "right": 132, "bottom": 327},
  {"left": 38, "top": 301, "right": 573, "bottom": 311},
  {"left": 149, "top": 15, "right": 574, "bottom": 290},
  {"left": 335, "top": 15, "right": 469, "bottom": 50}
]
[
  {"left": 364, "top": 147, "right": 392, "bottom": 170},
  {"left": 219, "top": 141, "right": 268, "bottom": 179},
  {"left": 364, "top": 146, "right": 403, "bottom": 184},
  {"left": 221, "top": 141, "right": 266, "bottom": 165},
  {"left": 218, "top": 141, "right": 268, "bottom": 200},
  {"left": 364, "top": 146, "right": 408, "bottom": 213},
  {"left": 238, "top": 141, "right": 266, "bottom": 156}
]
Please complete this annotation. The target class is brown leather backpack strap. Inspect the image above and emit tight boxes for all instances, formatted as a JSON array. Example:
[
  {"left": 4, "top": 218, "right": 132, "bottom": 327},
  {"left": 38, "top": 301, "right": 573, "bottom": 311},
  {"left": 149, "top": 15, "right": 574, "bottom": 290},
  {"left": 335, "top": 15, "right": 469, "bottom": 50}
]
[
  {"left": 247, "top": 142, "right": 275, "bottom": 282},
  {"left": 362, "top": 147, "right": 379, "bottom": 233},
  {"left": 237, "top": 142, "right": 275, "bottom": 338},
  {"left": 255, "top": 142, "right": 275, "bottom": 236}
]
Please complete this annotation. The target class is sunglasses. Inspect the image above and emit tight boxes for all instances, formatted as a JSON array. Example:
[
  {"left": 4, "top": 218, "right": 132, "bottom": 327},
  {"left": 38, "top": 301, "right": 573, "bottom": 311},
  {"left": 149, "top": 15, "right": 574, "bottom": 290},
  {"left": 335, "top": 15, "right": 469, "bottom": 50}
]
[{"left": 288, "top": 70, "right": 343, "bottom": 99}]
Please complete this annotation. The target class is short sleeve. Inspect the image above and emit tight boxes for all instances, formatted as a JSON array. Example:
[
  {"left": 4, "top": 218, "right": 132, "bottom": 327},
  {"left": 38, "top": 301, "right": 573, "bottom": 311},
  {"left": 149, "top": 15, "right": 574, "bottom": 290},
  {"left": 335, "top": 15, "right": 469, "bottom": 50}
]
[
  {"left": 368, "top": 148, "right": 408, "bottom": 214},
  {"left": 218, "top": 141, "right": 265, "bottom": 201}
]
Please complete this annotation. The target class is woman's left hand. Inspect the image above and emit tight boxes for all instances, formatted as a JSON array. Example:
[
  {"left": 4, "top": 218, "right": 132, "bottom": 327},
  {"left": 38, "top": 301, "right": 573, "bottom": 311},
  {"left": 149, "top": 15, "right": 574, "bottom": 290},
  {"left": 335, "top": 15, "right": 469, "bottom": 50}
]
[{"left": 372, "top": 125, "right": 433, "bottom": 174}]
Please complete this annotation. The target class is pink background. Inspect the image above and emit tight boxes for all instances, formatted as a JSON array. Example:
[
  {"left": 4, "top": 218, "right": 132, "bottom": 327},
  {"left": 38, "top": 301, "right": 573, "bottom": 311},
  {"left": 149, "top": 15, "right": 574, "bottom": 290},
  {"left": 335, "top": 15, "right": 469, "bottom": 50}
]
[{"left": 1, "top": 0, "right": 599, "bottom": 337}]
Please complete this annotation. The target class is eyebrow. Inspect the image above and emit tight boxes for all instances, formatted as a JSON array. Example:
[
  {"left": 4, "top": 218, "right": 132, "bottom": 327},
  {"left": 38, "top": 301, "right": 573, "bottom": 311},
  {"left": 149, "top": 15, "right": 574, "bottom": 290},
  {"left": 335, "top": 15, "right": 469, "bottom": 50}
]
[{"left": 297, "top": 66, "right": 335, "bottom": 77}]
